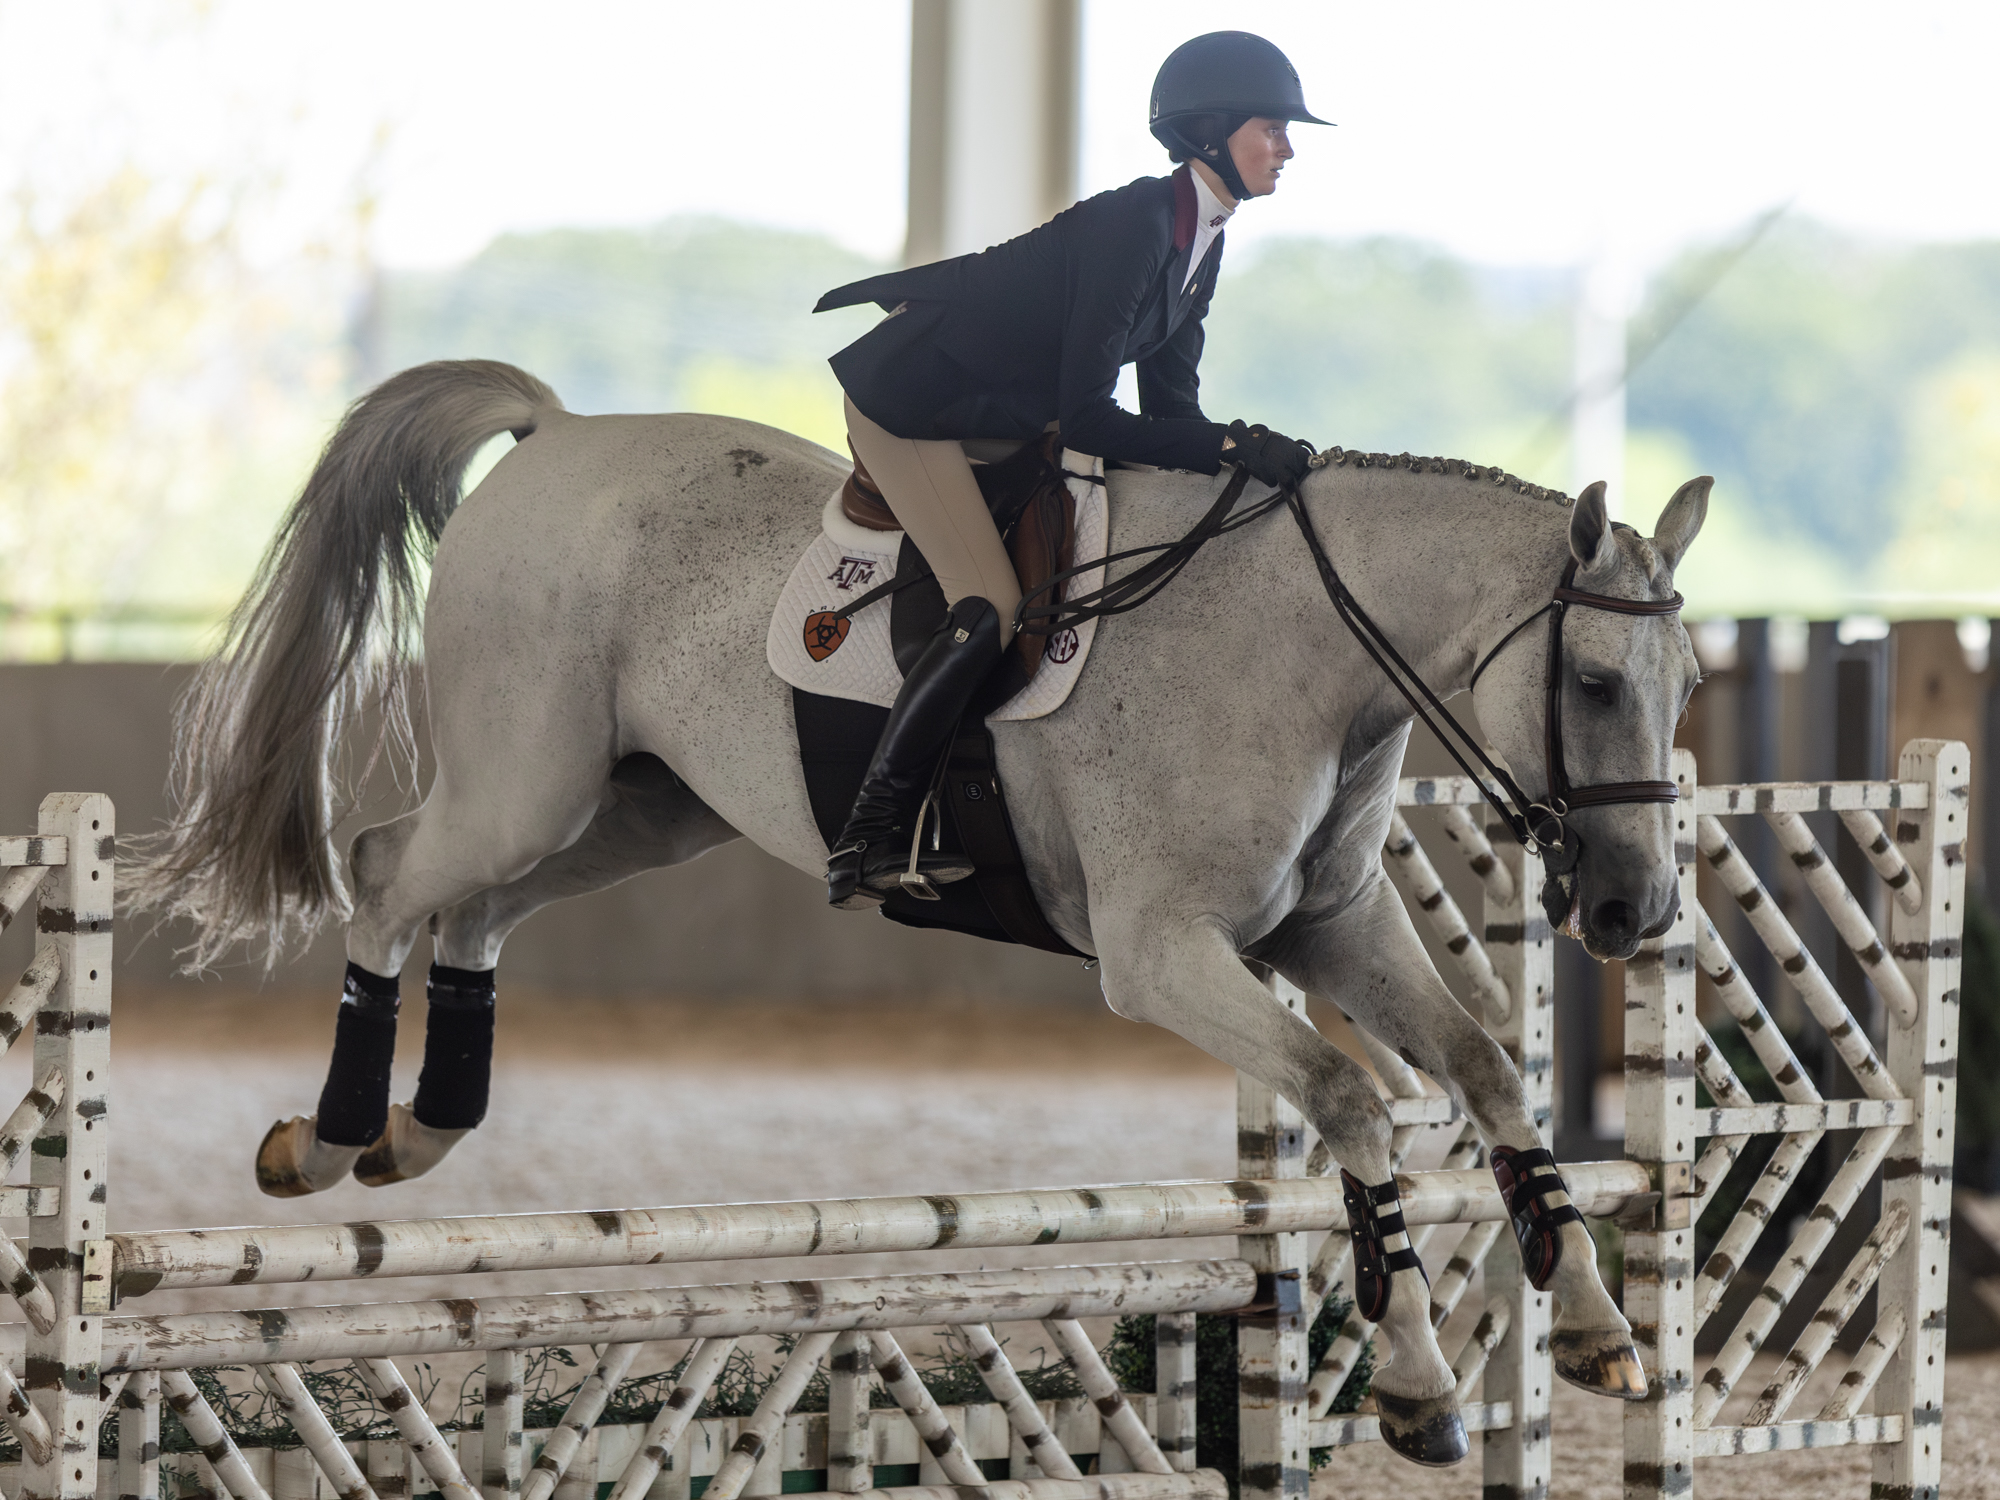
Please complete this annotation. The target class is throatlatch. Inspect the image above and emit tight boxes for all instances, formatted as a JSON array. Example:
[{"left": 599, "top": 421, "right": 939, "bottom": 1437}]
[
  {"left": 1490, "top": 1144, "right": 1586, "bottom": 1290},
  {"left": 1340, "top": 1168, "right": 1428, "bottom": 1322}
]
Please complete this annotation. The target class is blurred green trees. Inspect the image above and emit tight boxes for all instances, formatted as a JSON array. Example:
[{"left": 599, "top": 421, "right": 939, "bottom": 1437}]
[
  {"left": 1633, "top": 225, "right": 2000, "bottom": 571},
  {"left": 1198, "top": 237, "right": 1570, "bottom": 463},
  {"left": 9, "top": 203, "right": 2000, "bottom": 655},
  {"left": 378, "top": 218, "right": 884, "bottom": 451},
  {"left": 373, "top": 213, "right": 2000, "bottom": 620}
]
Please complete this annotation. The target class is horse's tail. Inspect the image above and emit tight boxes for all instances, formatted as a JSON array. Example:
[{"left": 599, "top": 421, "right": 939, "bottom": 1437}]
[{"left": 127, "top": 359, "right": 564, "bottom": 971}]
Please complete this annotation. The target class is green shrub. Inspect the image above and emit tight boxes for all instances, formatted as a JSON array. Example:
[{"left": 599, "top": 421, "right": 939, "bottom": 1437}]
[{"left": 1103, "top": 1291, "right": 1373, "bottom": 1491}]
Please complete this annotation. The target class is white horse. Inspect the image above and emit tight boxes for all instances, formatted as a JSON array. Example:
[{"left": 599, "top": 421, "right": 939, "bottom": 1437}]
[{"left": 133, "top": 360, "right": 1707, "bottom": 1467}]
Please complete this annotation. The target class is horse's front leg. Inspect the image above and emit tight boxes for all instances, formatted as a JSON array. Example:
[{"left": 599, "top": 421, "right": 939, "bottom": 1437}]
[
  {"left": 1094, "top": 911, "right": 1468, "bottom": 1468},
  {"left": 1266, "top": 872, "right": 1647, "bottom": 1399}
]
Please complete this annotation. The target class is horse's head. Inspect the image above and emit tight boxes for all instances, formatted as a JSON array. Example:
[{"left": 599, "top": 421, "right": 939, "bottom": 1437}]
[{"left": 1474, "top": 476, "right": 1710, "bottom": 960}]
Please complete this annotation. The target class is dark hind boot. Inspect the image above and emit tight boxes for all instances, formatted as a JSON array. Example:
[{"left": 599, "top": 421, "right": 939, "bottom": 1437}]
[
  {"left": 355, "top": 963, "right": 494, "bottom": 1186},
  {"left": 256, "top": 961, "right": 399, "bottom": 1196},
  {"left": 826, "top": 597, "right": 1000, "bottom": 910}
]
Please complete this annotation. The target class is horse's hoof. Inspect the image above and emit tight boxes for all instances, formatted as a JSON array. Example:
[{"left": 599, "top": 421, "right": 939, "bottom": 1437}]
[
  {"left": 255, "top": 1115, "right": 362, "bottom": 1198},
  {"left": 354, "top": 1102, "right": 471, "bottom": 1187},
  {"left": 1551, "top": 1328, "right": 1649, "bottom": 1399},
  {"left": 1373, "top": 1388, "right": 1469, "bottom": 1467}
]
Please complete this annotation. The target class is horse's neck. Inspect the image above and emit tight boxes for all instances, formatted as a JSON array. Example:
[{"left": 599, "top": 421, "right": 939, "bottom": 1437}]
[
  {"left": 1098, "top": 463, "right": 1565, "bottom": 736},
  {"left": 1324, "top": 467, "right": 1569, "bottom": 699}
]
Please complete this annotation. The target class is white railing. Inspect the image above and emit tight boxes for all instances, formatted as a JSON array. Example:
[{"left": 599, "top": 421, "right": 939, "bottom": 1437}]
[{"left": 0, "top": 747, "right": 1963, "bottom": 1500}]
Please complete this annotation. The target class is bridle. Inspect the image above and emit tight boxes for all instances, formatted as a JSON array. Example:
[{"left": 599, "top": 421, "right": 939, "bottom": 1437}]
[
  {"left": 1011, "top": 456, "right": 1686, "bottom": 928},
  {"left": 1283, "top": 474, "right": 1683, "bottom": 928}
]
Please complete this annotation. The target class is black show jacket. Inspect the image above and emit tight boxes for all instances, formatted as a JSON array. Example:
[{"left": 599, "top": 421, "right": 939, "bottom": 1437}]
[{"left": 815, "top": 166, "right": 1230, "bottom": 473}]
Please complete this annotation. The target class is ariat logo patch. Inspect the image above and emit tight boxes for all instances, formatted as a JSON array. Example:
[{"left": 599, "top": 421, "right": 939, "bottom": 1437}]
[
  {"left": 803, "top": 611, "right": 850, "bottom": 662},
  {"left": 826, "top": 556, "right": 878, "bottom": 591}
]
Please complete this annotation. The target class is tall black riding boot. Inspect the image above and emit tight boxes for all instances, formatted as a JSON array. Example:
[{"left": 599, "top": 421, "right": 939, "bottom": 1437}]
[{"left": 827, "top": 596, "right": 1002, "bottom": 909}]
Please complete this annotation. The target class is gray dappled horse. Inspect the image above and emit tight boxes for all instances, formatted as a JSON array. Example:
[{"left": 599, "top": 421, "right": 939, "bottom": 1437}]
[{"left": 132, "top": 360, "right": 1707, "bottom": 1466}]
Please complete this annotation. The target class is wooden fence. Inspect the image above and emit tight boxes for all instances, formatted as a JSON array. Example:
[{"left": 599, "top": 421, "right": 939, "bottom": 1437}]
[{"left": 0, "top": 746, "right": 1964, "bottom": 1500}]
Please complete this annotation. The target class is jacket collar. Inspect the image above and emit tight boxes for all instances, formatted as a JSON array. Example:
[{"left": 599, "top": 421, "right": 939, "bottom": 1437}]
[{"left": 1172, "top": 164, "right": 1197, "bottom": 251}]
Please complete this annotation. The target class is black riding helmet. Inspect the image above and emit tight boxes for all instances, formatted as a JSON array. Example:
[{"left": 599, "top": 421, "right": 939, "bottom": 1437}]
[{"left": 1149, "top": 31, "right": 1330, "bottom": 200}]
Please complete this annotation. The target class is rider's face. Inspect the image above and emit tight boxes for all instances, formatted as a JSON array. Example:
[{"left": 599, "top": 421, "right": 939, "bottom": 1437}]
[{"left": 1228, "top": 117, "right": 1294, "bottom": 197}]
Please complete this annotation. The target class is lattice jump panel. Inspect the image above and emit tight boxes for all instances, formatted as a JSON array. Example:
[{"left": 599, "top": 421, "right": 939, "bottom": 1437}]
[{"left": 1623, "top": 745, "right": 1966, "bottom": 1500}]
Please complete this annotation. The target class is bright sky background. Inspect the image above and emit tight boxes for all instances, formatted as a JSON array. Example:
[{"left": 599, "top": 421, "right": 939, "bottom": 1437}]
[{"left": 4, "top": 0, "right": 1998, "bottom": 273}]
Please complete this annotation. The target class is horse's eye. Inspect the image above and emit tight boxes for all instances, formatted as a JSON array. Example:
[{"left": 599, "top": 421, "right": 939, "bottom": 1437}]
[{"left": 1579, "top": 674, "right": 1615, "bottom": 706}]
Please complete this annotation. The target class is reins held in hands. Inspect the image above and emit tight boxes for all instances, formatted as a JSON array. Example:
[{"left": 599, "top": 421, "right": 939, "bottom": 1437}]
[{"left": 1022, "top": 449, "right": 1683, "bottom": 928}]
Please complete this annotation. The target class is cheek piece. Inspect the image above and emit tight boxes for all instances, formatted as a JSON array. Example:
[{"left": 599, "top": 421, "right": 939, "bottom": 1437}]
[
  {"left": 316, "top": 961, "right": 401, "bottom": 1147},
  {"left": 413, "top": 963, "right": 498, "bottom": 1131}
]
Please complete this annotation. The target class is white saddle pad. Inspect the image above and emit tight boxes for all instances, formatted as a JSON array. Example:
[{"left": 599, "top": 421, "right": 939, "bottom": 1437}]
[{"left": 765, "top": 453, "right": 1107, "bottom": 721}]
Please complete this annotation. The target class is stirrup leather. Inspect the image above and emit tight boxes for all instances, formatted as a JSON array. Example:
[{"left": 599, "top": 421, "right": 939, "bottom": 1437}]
[
  {"left": 1491, "top": 1144, "right": 1585, "bottom": 1290},
  {"left": 1340, "top": 1169, "right": 1427, "bottom": 1323}
]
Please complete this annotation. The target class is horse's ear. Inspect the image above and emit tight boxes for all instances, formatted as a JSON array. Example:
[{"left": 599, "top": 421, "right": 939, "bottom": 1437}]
[
  {"left": 1569, "top": 481, "right": 1614, "bottom": 572},
  {"left": 1653, "top": 475, "right": 1713, "bottom": 572}
]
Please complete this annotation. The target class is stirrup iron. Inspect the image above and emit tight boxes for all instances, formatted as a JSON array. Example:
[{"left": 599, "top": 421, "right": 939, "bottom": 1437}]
[
  {"left": 1491, "top": 1144, "right": 1585, "bottom": 1290},
  {"left": 1340, "top": 1168, "right": 1427, "bottom": 1322},
  {"left": 898, "top": 753, "right": 952, "bottom": 900}
]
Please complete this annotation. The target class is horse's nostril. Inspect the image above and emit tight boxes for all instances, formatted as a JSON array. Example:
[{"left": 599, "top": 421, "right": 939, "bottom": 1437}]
[{"left": 1592, "top": 899, "right": 1638, "bottom": 940}]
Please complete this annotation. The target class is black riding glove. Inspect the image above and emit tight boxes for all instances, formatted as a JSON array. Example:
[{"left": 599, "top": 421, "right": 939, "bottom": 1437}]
[{"left": 1221, "top": 420, "right": 1315, "bottom": 488}]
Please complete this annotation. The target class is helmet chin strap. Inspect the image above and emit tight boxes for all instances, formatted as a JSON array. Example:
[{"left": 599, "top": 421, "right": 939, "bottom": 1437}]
[{"left": 1157, "top": 120, "right": 1250, "bottom": 200}]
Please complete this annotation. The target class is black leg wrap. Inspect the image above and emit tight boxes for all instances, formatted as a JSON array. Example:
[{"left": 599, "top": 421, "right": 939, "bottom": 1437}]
[
  {"left": 317, "top": 962, "right": 400, "bottom": 1147},
  {"left": 1341, "top": 1168, "right": 1428, "bottom": 1323},
  {"left": 412, "top": 964, "right": 496, "bottom": 1131},
  {"left": 1491, "top": 1144, "right": 1586, "bottom": 1290}
]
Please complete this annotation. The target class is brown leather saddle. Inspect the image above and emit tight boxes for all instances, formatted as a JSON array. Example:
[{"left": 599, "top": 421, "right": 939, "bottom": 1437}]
[
  {"left": 792, "top": 431, "right": 1088, "bottom": 958},
  {"left": 838, "top": 431, "right": 1078, "bottom": 681}
]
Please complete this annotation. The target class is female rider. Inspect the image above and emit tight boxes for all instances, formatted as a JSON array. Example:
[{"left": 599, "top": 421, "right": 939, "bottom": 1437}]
[{"left": 815, "top": 30, "right": 1327, "bottom": 910}]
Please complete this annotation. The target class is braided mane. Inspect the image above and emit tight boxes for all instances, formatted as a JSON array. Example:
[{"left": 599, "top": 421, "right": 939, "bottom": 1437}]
[{"left": 1313, "top": 446, "right": 1572, "bottom": 506}]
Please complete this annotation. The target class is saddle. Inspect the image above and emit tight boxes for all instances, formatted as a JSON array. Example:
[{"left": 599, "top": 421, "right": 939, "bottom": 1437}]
[
  {"left": 839, "top": 431, "right": 1077, "bottom": 682},
  {"left": 790, "top": 432, "right": 1088, "bottom": 959}
]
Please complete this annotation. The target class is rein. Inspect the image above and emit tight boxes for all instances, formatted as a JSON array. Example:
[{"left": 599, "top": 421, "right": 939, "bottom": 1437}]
[
  {"left": 1014, "top": 466, "right": 1279, "bottom": 636},
  {"left": 1012, "top": 455, "right": 1684, "bottom": 925},
  {"left": 1284, "top": 474, "right": 1683, "bottom": 925}
]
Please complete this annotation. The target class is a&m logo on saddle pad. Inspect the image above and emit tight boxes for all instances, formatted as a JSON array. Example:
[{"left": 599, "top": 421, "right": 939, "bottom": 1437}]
[
  {"left": 826, "top": 556, "right": 878, "bottom": 592},
  {"left": 804, "top": 555, "right": 883, "bottom": 661}
]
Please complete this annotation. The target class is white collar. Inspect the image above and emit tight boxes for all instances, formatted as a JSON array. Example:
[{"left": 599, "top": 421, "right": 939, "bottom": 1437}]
[{"left": 1189, "top": 166, "right": 1236, "bottom": 231}]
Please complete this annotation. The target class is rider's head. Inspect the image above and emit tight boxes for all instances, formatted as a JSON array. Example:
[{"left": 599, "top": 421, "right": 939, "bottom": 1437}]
[{"left": 1149, "top": 31, "right": 1329, "bottom": 203}]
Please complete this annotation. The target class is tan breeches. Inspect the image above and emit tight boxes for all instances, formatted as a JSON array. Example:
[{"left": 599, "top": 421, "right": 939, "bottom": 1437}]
[{"left": 843, "top": 395, "right": 1020, "bottom": 648}]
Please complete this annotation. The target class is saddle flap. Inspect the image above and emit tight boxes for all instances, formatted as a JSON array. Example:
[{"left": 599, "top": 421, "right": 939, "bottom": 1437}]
[{"left": 848, "top": 432, "right": 1078, "bottom": 683}]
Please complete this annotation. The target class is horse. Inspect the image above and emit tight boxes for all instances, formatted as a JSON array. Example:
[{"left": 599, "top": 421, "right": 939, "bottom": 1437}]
[{"left": 131, "top": 359, "right": 1707, "bottom": 1467}]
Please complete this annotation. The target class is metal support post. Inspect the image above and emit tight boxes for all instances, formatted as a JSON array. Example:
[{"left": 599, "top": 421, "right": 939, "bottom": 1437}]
[
  {"left": 23, "top": 794, "right": 112, "bottom": 1500},
  {"left": 1235, "top": 973, "right": 1309, "bottom": 1500},
  {"left": 1872, "top": 740, "right": 1967, "bottom": 1500},
  {"left": 1481, "top": 818, "right": 1556, "bottom": 1499},
  {"left": 1623, "top": 752, "right": 1698, "bottom": 1499}
]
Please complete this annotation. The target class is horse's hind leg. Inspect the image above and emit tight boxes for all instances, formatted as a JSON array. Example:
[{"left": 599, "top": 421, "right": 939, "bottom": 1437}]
[
  {"left": 1093, "top": 914, "right": 1468, "bottom": 1469},
  {"left": 352, "top": 755, "right": 739, "bottom": 1187},
  {"left": 256, "top": 717, "right": 615, "bottom": 1197},
  {"left": 1269, "top": 873, "right": 1647, "bottom": 1401}
]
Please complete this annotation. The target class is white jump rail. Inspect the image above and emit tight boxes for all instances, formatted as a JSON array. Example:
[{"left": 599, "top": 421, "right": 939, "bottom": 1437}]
[{"left": 0, "top": 756, "right": 1961, "bottom": 1500}]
